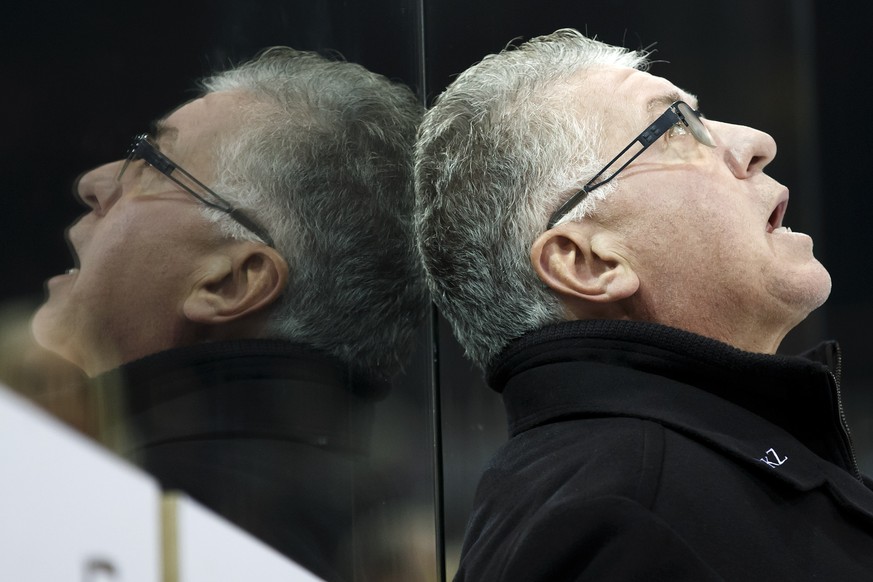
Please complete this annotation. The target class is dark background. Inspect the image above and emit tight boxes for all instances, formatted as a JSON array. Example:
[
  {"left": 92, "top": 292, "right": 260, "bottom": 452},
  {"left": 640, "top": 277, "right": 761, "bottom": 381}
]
[
  {"left": 0, "top": 1, "right": 439, "bottom": 580},
  {"left": 1, "top": 0, "right": 871, "bottom": 579}
]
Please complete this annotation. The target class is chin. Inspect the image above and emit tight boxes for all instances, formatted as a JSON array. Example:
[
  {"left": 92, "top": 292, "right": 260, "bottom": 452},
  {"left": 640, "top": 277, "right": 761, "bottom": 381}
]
[
  {"left": 806, "top": 262, "right": 832, "bottom": 310},
  {"left": 31, "top": 303, "right": 57, "bottom": 351},
  {"left": 781, "top": 262, "right": 832, "bottom": 322},
  {"left": 31, "top": 305, "right": 83, "bottom": 372}
]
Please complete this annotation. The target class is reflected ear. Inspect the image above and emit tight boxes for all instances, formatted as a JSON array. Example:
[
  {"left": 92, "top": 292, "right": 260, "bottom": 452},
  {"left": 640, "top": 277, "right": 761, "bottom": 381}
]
[
  {"left": 530, "top": 222, "right": 638, "bottom": 306},
  {"left": 182, "top": 243, "right": 289, "bottom": 325}
]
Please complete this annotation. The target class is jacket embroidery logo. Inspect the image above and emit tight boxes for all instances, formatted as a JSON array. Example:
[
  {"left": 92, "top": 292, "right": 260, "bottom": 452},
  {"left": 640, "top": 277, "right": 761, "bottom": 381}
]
[{"left": 759, "top": 448, "right": 788, "bottom": 468}]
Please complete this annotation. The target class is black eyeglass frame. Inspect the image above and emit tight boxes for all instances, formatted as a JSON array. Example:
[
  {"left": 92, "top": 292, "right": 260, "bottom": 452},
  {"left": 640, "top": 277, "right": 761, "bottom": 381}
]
[
  {"left": 547, "top": 100, "right": 715, "bottom": 229},
  {"left": 117, "top": 134, "right": 275, "bottom": 247}
]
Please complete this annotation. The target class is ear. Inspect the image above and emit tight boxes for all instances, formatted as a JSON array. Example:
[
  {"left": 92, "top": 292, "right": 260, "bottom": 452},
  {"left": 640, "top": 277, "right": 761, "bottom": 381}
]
[
  {"left": 530, "top": 222, "right": 639, "bottom": 307},
  {"left": 182, "top": 243, "right": 289, "bottom": 325}
]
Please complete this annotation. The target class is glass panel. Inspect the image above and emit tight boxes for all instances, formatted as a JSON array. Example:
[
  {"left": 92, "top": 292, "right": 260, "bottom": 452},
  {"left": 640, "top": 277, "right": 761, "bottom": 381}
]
[{"left": 0, "top": 1, "right": 436, "bottom": 581}]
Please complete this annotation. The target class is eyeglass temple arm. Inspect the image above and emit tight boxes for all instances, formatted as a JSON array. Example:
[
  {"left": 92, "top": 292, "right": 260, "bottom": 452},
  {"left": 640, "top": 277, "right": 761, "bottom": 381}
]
[
  {"left": 546, "top": 112, "right": 679, "bottom": 229},
  {"left": 127, "top": 138, "right": 275, "bottom": 247},
  {"left": 149, "top": 152, "right": 275, "bottom": 247},
  {"left": 169, "top": 167, "right": 275, "bottom": 246},
  {"left": 168, "top": 166, "right": 276, "bottom": 246},
  {"left": 227, "top": 209, "right": 275, "bottom": 248}
]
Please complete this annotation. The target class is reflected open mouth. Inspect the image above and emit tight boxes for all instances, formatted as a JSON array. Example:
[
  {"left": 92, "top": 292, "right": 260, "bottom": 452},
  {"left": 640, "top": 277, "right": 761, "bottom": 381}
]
[{"left": 63, "top": 225, "right": 82, "bottom": 274}]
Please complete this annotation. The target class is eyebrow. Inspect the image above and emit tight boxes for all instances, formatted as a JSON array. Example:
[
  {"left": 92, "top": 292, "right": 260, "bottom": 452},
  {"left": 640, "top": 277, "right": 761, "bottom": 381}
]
[
  {"left": 148, "top": 120, "right": 179, "bottom": 148},
  {"left": 646, "top": 90, "right": 701, "bottom": 112}
]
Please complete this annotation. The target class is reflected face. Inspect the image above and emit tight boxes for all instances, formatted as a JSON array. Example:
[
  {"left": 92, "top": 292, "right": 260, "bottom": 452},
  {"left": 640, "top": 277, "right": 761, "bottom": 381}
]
[
  {"left": 32, "top": 91, "right": 248, "bottom": 375},
  {"left": 578, "top": 67, "right": 831, "bottom": 353}
]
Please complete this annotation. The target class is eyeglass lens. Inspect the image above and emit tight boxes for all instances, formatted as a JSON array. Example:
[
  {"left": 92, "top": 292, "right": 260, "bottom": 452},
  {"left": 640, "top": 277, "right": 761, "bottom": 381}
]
[{"left": 676, "top": 102, "right": 715, "bottom": 147}]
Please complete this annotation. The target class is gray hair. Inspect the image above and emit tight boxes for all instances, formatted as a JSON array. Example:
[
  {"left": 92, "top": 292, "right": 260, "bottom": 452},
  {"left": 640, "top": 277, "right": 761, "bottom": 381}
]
[
  {"left": 200, "top": 48, "right": 426, "bottom": 377},
  {"left": 414, "top": 29, "right": 648, "bottom": 368}
]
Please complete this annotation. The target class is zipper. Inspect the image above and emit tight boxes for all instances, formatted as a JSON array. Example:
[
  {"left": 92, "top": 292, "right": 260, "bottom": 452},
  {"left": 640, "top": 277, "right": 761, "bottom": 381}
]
[{"left": 829, "top": 343, "right": 862, "bottom": 481}]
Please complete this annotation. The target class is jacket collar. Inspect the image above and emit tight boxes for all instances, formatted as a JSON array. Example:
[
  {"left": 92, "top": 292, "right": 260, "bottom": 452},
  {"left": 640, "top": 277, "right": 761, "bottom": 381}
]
[
  {"left": 490, "top": 321, "right": 873, "bottom": 517},
  {"left": 489, "top": 320, "right": 840, "bottom": 393},
  {"left": 91, "top": 339, "right": 380, "bottom": 457}
]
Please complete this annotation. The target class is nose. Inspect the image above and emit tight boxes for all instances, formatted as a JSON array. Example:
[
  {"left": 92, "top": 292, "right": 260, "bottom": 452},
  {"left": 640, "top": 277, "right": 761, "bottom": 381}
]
[
  {"left": 74, "top": 160, "right": 124, "bottom": 215},
  {"left": 707, "top": 120, "right": 777, "bottom": 179}
]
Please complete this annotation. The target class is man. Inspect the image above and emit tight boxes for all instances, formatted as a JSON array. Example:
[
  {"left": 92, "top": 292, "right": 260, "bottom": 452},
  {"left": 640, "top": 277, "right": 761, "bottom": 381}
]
[
  {"left": 415, "top": 29, "right": 873, "bottom": 580},
  {"left": 33, "top": 48, "right": 425, "bottom": 581}
]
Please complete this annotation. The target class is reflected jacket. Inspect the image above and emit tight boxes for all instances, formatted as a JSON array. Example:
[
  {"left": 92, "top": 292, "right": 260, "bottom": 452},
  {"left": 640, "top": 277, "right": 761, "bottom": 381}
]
[
  {"left": 92, "top": 339, "right": 386, "bottom": 582},
  {"left": 454, "top": 320, "right": 873, "bottom": 581}
]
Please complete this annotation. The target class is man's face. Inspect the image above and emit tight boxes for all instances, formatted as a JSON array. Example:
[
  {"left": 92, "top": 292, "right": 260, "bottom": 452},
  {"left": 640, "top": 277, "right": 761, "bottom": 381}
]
[
  {"left": 32, "top": 91, "right": 249, "bottom": 375},
  {"left": 575, "top": 67, "right": 831, "bottom": 353}
]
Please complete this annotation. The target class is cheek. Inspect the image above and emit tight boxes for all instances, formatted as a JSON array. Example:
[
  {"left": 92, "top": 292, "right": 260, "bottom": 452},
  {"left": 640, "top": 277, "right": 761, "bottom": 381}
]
[
  {"left": 92, "top": 245, "right": 194, "bottom": 307},
  {"left": 625, "top": 207, "right": 750, "bottom": 295},
  {"left": 666, "top": 193, "right": 750, "bottom": 255},
  {"left": 70, "top": 227, "right": 201, "bottom": 327},
  {"left": 90, "top": 205, "right": 210, "bottom": 282}
]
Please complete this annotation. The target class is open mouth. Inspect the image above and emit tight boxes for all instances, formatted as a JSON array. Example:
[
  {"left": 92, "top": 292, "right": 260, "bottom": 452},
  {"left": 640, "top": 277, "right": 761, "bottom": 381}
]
[
  {"left": 766, "top": 197, "right": 791, "bottom": 234},
  {"left": 63, "top": 227, "right": 83, "bottom": 273}
]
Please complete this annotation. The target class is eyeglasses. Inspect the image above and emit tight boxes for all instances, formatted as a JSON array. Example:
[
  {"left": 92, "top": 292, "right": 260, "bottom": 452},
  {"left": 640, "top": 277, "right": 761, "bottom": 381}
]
[
  {"left": 117, "top": 134, "right": 275, "bottom": 247},
  {"left": 547, "top": 100, "right": 716, "bottom": 229}
]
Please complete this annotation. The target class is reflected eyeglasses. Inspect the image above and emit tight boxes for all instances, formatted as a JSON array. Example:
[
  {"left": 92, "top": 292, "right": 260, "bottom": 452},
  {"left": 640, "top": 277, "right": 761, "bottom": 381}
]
[
  {"left": 117, "top": 134, "right": 275, "bottom": 247},
  {"left": 547, "top": 100, "right": 716, "bottom": 229}
]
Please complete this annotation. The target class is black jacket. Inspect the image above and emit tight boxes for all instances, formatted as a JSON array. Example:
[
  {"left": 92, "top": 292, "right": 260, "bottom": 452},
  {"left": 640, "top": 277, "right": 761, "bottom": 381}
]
[
  {"left": 92, "top": 339, "right": 386, "bottom": 582},
  {"left": 455, "top": 320, "right": 873, "bottom": 581}
]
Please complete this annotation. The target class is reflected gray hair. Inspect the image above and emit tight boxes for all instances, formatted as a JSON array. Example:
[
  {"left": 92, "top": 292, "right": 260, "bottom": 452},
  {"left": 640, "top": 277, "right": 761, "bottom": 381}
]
[
  {"left": 200, "top": 48, "right": 426, "bottom": 376},
  {"left": 414, "top": 29, "right": 648, "bottom": 367}
]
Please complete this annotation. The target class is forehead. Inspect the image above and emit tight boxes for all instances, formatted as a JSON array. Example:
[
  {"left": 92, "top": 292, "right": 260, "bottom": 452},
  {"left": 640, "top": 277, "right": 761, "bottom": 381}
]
[
  {"left": 569, "top": 67, "right": 699, "bottom": 129},
  {"left": 144, "top": 91, "right": 251, "bottom": 182},
  {"left": 153, "top": 91, "right": 250, "bottom": 153}
]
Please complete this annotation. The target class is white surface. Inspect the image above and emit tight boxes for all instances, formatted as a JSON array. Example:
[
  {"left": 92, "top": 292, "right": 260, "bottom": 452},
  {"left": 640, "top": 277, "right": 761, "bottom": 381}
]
[
  {"left": 169, "top": 493, "right": 324, "bottom": 582},
  {"left": 0, "top": 385, "right": 161, "bottom": 582}
]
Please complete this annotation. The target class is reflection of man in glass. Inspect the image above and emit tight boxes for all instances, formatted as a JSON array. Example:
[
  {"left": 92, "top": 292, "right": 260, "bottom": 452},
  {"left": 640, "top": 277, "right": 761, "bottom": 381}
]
[
  {"left": 415, "top": 29, "right": 873, "bottom": 580},
  {"left": 33, "top": 48, "right": 425, "bottom": 581}
]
